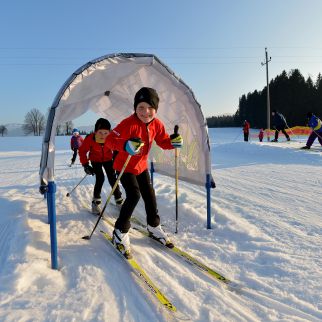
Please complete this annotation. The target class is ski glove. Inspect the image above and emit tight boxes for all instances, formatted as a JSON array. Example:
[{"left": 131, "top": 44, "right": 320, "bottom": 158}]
[
  {"left": 83, "top": 163, "right": 94, "bottom": 176},
  {"left": 39, "top": 184, "right": 48, "bottom": 195},
  {"left": 125, "top": 138, "right": 144, "bottom": 155},
  {"left": 170, "top": 133, "right": 183, "bottom": 148}
]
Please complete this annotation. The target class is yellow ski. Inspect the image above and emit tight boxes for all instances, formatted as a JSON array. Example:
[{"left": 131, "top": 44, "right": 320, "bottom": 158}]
[
  {"left": 130, "top": 217, "right": 233, "bottom": 286},
  {"left": 100, "top": 230, "right": 177, "bottom": 313}
]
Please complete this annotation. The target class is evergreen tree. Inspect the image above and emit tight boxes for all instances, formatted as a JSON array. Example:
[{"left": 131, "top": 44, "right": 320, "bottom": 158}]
[
  {"left": 207, "top": 68, "right": 321, "bottom": 128},
  {"left": 315, "top": 73, "right": 322, "bottom": 118}
]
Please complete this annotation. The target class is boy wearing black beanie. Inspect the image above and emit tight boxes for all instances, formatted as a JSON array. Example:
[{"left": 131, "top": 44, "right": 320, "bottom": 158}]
[{"left": 104, "top": 87, "right": 183, "bottom": 258}]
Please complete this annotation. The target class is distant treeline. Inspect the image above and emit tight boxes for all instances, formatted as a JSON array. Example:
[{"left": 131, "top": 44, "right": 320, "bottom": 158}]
[{"left": 207, "top": 69, "right": 322, "bottom": 128}]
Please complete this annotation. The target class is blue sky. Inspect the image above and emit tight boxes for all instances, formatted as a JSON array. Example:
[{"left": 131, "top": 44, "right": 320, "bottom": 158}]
[{"left": 1, "top": 0, "right": 322, "bottom": 126}]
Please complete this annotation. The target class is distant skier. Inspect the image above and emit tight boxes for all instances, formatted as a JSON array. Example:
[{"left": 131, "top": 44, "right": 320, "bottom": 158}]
[
  {"left": 104, "top": 87, "right": 183, "bottom": 258},
  {"left": 243, "top": 120, "right": 250, "bottom": 141},
  {"left": 301, "top": 112, "right": 322, "bottom": 149},
  {"left": 70, "top": 128, "right": 84, "bottom": 166},
  {"left": 258, "top": 128, "right": 264, "bottom": 142},
  {"left": 78, "top": 118, "right": 124, "bottom": 214},
  {"left": 271, "top": 110, "right": 290, "bottom": 142}
]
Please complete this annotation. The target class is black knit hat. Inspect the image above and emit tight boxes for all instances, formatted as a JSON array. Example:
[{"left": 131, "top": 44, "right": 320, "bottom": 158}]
[
  {"left": 306, "top": 112, "right": 313, "bottom": 118},
  {"left": 94, "top": 118, "right": 111, "bottom": 131},
  {"left": 134, "top": 87, "right": 159, "bottom": 111}
]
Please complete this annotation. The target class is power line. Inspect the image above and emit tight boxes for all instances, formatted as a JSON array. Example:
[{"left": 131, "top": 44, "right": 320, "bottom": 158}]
[{"left": 1, "top": 46, "right": 322, "bottom": 51}]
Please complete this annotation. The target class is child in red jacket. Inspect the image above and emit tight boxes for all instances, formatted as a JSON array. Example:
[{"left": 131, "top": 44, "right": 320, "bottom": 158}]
[
  {"left": 78, "top": 118, "right": 123, "bottom": 214},
  {"left": 105, "top": 87, "right": 183, "bottom": 258}
]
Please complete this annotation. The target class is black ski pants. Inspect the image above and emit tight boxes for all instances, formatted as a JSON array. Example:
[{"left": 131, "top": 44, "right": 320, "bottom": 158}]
[
  {"left": 91, "top": 161, "right": 122, "bottom": 200},
  {"left": 115, "top": 169, "right": 159, "bottom": 233},
  {"left": 274, "top": 127, "right": 290, "bottom": 140},
  {"left": 71, "top": 148, "right": 78, "bottom": 163}
]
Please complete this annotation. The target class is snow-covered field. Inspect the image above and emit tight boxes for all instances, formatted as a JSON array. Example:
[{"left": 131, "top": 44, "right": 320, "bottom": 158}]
[{"left": 0, "top": 128, "right": 321, "bottom": 322}]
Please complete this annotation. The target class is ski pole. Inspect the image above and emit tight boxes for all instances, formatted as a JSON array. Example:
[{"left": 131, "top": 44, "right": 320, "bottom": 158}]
[
  {"left": 286, "top": 124, "right": 297, "bottom": 139},
  {"left": 312, "top": 129, "right": 322, "bottom": 140},
  {"left": 82, "top": 153, "right": 132, "bottom": 240},
  {"left": 66, "top": 174, "right": 88, "bottom": 197},
  {"left": 174, "top": 125, "right": 179, "bottom": 234}
]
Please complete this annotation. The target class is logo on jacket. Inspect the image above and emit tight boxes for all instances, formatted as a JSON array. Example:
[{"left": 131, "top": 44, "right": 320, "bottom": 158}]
[{"left": 113, "top": 130, "right": 120, "bottom": 136}]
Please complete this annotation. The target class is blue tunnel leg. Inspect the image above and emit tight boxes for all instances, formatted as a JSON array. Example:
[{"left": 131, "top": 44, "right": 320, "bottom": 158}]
[
  {"left": 47, "top": 181, "right": 58, "bottom": 269},
  {"left": 206, "top": 174, "right": 212, "bottom": 229}
]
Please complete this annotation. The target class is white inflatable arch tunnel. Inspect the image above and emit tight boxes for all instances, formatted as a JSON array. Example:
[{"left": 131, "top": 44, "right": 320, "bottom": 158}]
[{"left": 39, "top": 53, "right": 215, "bottom": 267}]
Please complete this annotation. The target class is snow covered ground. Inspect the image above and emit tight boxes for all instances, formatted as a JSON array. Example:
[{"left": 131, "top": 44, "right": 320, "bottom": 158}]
[{"left": 0, "top": 128, "right": 321, "bottom": 322}]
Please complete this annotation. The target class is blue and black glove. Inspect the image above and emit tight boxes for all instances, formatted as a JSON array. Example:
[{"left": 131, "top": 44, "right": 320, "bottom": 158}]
[
  {"left": 125, "top": 138, "right": 144, "bottom": 155},
  {"left": 83, "top": 163, "right": 94, "bottom": 175}
]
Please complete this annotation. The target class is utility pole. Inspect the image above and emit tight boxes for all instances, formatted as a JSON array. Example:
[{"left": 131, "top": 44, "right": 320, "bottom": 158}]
[{"left": 261, "top": 47, "right": 271, "bottom": 141}]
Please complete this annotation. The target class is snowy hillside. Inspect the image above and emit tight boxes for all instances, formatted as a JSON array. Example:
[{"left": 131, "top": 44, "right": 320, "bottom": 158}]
[
  {"left": 3, "top": 124, "right": 92, "bottom": 137},
  {"left": 0, "top": 128, "right": 321, "bottom": 322},
  {"left": 3, "top": 123, "right": 25, "bottom": 136}
]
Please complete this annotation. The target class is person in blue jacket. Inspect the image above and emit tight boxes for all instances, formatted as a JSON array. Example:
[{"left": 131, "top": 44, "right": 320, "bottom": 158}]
[
  {"left": 301, "top": 112, "right": 322, "bottom": 149},
  {"left": 271, "top": 110, "right": 290, "bottom": 142}
]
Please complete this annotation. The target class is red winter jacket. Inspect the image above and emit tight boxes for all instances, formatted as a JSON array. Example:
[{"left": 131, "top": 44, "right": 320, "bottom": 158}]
[
  {"left": 70, "top": 135, "right": 84, "bottom": 149},
  {"left": 105, "top": 114, "right": 174, "bottom": 175},
  {"left": 243, "top": 121, "right": 250, "bottom": 133},
  {"left": 78, "top": 133, "right": 113, "bottom": 165}
]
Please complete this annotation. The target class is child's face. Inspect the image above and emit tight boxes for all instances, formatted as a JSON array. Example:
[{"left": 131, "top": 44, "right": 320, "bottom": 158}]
[
  {"left": 95, "top": 129, "right": 110, "bottom": 140},
  {"left": 136, "top": 102, "right": 156, "bottom": 123}
]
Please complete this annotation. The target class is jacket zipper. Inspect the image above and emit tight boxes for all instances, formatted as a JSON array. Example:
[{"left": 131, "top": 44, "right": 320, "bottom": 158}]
[
  {"left": 101, "top": 144, "right": 104, "bottom": 162},
  {"left": 145, "top": 124, "right": 150, "bottom": 152}
]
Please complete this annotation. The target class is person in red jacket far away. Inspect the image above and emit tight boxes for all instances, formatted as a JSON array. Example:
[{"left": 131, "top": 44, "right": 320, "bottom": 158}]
[
  {"left": 243, "top": 120, "right": 250, "bottom": 141},
  {"left": 259, "top": 128, "right": 264, "bottom": 142},
  {"left": 78, "top": 118, "right": 123, "bottom": 214},
  {"left": 105, "top": 87, "right": 183, "bottom": 258}
]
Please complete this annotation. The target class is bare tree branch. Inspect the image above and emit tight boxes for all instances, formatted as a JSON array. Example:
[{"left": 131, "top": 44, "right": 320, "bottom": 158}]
[
  {"left": 23, "top": 108, "right": 46, "bottom": 136},
  {"left": 65, "top": 121, "right": 74, "bottom": 135}
]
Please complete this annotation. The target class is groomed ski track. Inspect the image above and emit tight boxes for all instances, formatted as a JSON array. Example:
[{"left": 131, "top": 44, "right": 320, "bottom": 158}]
[{"left": 0, "top": 132, "right": 321, "bottom": 321}]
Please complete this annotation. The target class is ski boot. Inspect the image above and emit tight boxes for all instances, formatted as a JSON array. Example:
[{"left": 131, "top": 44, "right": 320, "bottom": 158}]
[
  {"left": 114, "top": 197, "right": 124, "bottom": 206},
  {"left": 147, "top": 224, "right": 174, "bottom": 248},
  {"left": 271, "top": 139, "right": 278, "bottom": 142},
  {"left": 91, "top": 198, "right": 102, "bottom": 214},
  {"left": 112, "top": 229, "right": 132, "bottom": 259},
  {"left": 301, "top": 145, "right": 310, "bottom": 149}
]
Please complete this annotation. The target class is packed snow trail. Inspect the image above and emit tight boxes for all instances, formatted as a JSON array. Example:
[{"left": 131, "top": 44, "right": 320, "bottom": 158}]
[{"left": 0, "top": 132, "right": 321, "bottom": 321}]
